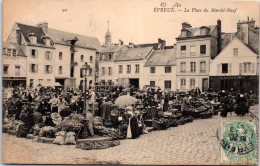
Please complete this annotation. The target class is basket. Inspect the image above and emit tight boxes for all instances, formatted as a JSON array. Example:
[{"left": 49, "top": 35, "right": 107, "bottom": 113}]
[
  {"left": 144, "top": 119, "right": 153, "bottom": 127},
  {"left": 152, "top": 120, "right": 168, "bottom": 130}
]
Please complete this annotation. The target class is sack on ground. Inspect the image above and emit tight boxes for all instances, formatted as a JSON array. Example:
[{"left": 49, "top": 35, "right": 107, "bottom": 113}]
[
  {"left": 64, "top": 132, "right": 76, "bottom": 145},
  {"left": 53, "top": 131, "right": 66, "bottom": 145}
]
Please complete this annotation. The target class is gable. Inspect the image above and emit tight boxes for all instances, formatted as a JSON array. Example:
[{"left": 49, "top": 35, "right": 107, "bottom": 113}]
[{"left": 215, "top": 37, "right": 257, "bottom": 60}]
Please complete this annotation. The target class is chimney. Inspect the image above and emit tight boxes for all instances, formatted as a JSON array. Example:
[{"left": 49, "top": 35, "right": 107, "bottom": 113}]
[
  {"left": 158, "top": 38, "right": 166, "bottom": 50},
  {"left": 217, "top": 19, "right": 222, "bottom": 54},
  {"left": 37, "top": 21, "right": 48, "bottom": 34},
  {"left": 129, "top": 42, "right": 134, "bottom": 48},
  {"left": 240, "top": 23, "right": 249, "bottom": 44},
  {"left": 237, "top": 17, "right": 255, "bottom": 31},
  {"left": 119, "top": 39, "right": 123, "bottom": 46},
  {"left": 182, "top": 22, "right": 192, "bottom": 29},
  {"left": 16, "top": 30, "right": 22, "bottom": 45}
]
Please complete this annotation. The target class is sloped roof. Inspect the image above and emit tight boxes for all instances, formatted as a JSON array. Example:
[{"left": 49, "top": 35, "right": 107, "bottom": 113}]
[
  {"left": 101, "top": 45, "right": 119, "bottom": 53},
  {"left": 17, "top": 23, "right": 47, "bottom": 46},
  {"left": 2, "top": 41, "right": 26, "bottom": 57},
  {"left": 16, "top": 23, "right": 101, "bottom": 51},
  {"left": 221, "top": 28, "right": 259, "bottom": 54},
  {"left": 144, "top": 48, "right": 176, "bottom": 67},
  {"left": 115, "top": 46, "right": 153, "bottom": 62},
  {"left": 47, "top": 28, "right": 101, "bottom": 51},
  {"left": 221, "top": 33, "right": 236, "bottom": 50},
  {"left": 134, "top": 43, "right": 158, "bottom": 49},
  {"left": 176, "top": 25, "right": 217, "bottom": 39}
]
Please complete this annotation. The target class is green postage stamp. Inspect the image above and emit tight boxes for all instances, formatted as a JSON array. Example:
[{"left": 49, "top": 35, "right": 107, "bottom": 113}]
[{"left": 221, "top": 121, "right": 257, "bottom": 164}]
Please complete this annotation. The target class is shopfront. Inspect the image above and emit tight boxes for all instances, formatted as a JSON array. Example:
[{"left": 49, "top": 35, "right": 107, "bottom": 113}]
[{"left": 209, "top": 76, "right": 258, "bottom": 94}]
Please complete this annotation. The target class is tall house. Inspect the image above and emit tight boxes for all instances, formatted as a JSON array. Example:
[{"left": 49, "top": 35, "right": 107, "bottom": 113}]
[
  {"left": 2, "top": 42, "right": 27, "bottom": 87},
  {"left": 210, "top": 17, "right": 259, "bottom": 94},
  {"left": 114, "top": 44, "right": 154, "bottom": 89},
  {"left": 5, "top": 22, "right": 101, "bottom": 89},
  {"left": 175, "top": 20, "right": 221, "bottom": 91},
  {"left": 143, "top": 39, "right": 177, "bottom": 91}
]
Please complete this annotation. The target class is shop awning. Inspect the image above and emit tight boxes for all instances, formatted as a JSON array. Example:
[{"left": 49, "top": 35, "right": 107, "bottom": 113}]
[{"left": 53, "top": 82, "right": 62, "bottom": 87}]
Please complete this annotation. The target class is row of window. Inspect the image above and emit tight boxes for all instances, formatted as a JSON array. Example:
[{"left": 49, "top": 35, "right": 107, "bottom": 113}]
[
  {"left": 29, "top": 64, "right": 64, "bottom": 74},
  {"left": 100, "top": 53, "right": 113, "bottom": 61},
  {"left": 119, "top": 65, "right": 140, "bottom": 74},
  {"left": 3, "top": 65, "right": 21, "bottom": 76},
  {"left": 180, "top": 61, "right": 206, "bottom": 73},
  {"left": 217, "top": 62, "right": 255, "bottom": 74},
  {"left": 180, "top": 45, "right": 206, "bottom": 56},
  {"left": 180, "top": 78, "right": 197, "bottom": 89},
  {"left": 3, "top": 48, "right": 17, "bottom": 56},
  {"left": 150, "top": 80, "right": 172, "bottom": 89},
  {"left": 101, "top": 65, "right": 173, "bottom": 75},
  {"left": 101, "top": 67, "right": 113, "bottom": 75},
  {"left": 31, "top": 49, "right": 93, "bottom": 63}
]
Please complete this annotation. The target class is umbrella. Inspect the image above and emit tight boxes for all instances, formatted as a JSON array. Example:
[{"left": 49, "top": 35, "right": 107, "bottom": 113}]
[{"left": 114, "top": 95, "right": 137, "bottom": 108}]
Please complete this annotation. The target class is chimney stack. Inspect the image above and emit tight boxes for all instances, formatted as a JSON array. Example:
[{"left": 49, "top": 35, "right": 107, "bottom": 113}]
[
  {"left": 119, "top": 39, "right": 123, "bottom": 46},
  {"left": 158, "top": 38, "right": 166, "bottom": 50},
  {"left": 129, "top": 42, "right": 134, "bottom": 48},
  {"left": 182, "top": 22, "right": 192, "bottom": 29},
  {"left": 217, "top": 19, "right": 222, "bottom": 54},
  {"left": 237, "top": 17, "right": 255, "bottom": 31},
  {"left": 16, "top": 30, "right": 22, "bottom": 45},
  {"left": 37, "top": 21, "right": 48, "bottom": 34}
]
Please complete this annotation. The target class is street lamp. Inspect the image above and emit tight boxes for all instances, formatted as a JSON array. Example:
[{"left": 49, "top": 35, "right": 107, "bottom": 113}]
[{"left": 81, "top": 62, "right": 91, "bottom": 115}]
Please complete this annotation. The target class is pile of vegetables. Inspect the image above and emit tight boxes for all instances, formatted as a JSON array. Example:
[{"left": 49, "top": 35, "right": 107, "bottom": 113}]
[
  {"left": 94, "top": 126, "right": 121, "bottom": 139},
  {"left": 76, "top": 140, "right": 120, "bottom": 150},
  {"left": 3, "top": 118, "right": 23, "bottom": 131},
  {"left": 152, "top": 118, "right": 169, "bottom": 130},
  {"left": 59, "top": 114, "right": 84, "bottom": 131},
  {"left": 93, "top": 116, "right": 103, "bottom": 126}
]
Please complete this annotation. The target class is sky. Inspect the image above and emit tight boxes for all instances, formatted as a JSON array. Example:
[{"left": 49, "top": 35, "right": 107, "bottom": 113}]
[{"left": 3, "top": 0, "right": 259, "bottom": 46}]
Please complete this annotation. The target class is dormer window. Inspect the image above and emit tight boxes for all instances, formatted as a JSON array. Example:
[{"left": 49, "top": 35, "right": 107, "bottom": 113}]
[
  {"left": 200, "top": 26, "right": 209, "bottom": 35},
  {"left": 12, "top": 49, "right": 16, "bottom": 56},
  {"left": 181, "top": 28, "right": 191, "bottom": 37},
  {"left": 28, "top": 33, "right": 37, "bottom": 44},
  {"left": 41, "top": 35, "right": 51, "bottom": 46},
  {"left": 181, "top": 29, "right": 187, "bottom": 37},
  {"left": 45, "top": 39, "right": 51, "bottom": 46},
  {"left": 7, "top": 49, "right": 11, "bottom": 56}
]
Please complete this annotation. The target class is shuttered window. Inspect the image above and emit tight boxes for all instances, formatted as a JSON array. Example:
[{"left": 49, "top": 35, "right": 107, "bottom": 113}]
[
  {"left": 217, "top": 64, "right": 220, "bottom": 74},
  {"left": 252, "top": 62, "right": 255, "bottom": 73},
  {"left": 228, "top": 63, "right": 232, "bottom": 73},
  {"left": 239, "top": 63, "right": 243, "bottom": 74}
]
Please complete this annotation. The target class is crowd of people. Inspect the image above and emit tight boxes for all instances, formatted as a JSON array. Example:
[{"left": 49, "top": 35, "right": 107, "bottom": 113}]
[{"left": 2, "top": 84, "right": 258, "bottom": 141}]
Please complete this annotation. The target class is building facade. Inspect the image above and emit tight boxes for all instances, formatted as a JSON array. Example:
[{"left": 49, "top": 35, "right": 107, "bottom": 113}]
[
  {"left": 210, "top": 18, "right": 259, "bottom": 94},
  {"left": 2, "top": 42, "right": 27, "bottom": 87},
  {"left": 175, "top": 21, "right": 221, "bottom": 91},
  {"left": 5, "top": 22, "right": 101, "bottom": 89},
  {"left": 143, "top": 44, "right": 177, "bottom": 91},
  {"left": 114, "top": 46, "right": 154, "bottom": 89}
]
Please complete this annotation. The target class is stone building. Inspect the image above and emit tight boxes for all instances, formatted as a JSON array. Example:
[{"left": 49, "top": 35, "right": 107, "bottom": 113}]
[
  {"left": 175, "top": 20, "right": 221, "bottom": 91},
  {"left": 5, "top": 22, "right": 101, "bottom": 89},
  {"left": 143, "top": 40, "right": 177, "bottom": 91},
  {"left": 210, "top": 18, "right": 259, "bottom": 94},
  {"left": 2, "top": 42, "right": 27, "bottom": 87}
]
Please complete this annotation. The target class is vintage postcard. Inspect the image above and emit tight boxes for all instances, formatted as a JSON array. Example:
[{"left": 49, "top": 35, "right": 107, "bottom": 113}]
[{"left": 2, "top": 0, "right": 259, "bottom": 165}]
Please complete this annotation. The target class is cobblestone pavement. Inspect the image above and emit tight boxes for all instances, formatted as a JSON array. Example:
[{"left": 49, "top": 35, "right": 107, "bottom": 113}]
[{"left": 2, "top": 105, "right": 258, "bottom": 165}]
